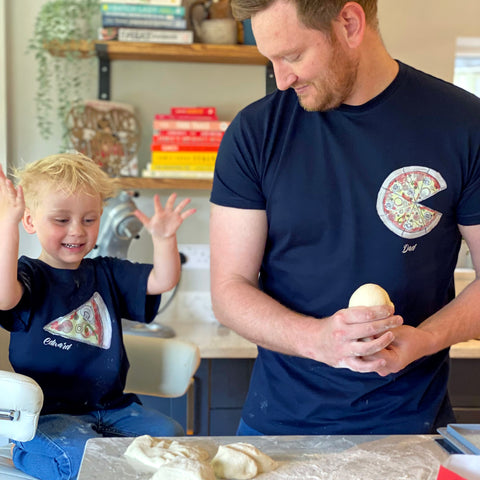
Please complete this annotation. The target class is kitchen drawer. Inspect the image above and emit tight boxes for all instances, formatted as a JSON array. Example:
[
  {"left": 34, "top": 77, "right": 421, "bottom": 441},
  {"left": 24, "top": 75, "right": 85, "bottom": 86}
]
[
  {"left": 453, "top": 408, "right": 480, "bottom": 423},
  {"left": 209, "top": 408, "right": 243, "bottom": 436},
  {"left": 448, "top": 358, "right": 480, "bottom": 407},
  {"left": 210, "top": 359, "right": 255, "bottom": 409}
]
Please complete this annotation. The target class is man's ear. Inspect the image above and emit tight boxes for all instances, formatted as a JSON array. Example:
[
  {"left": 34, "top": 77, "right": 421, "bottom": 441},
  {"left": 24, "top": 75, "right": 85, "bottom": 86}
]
[
  {"left": 22, "top": 209, "right": 36, "bottom": 234},
  {"left": 335, "top": 1, "right": 365, "bottom": 49}
]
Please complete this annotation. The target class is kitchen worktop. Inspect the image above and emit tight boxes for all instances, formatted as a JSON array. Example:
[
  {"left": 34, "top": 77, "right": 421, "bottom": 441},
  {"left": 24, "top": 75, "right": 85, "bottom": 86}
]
[
  {"left": 123, "top": 283, "right": 480, "bottom": 360},
  {"left": 78, "top": 434, "right": 449, "bottom": 479},
  {"left": 126, "top": 316, "right": 480, "bottom": 360}
]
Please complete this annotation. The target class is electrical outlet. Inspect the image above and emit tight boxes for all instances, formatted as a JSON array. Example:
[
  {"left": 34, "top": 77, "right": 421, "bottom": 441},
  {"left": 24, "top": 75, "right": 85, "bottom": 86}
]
[{"left": 179, "top": 244, "right": 210, "bottom": 269}]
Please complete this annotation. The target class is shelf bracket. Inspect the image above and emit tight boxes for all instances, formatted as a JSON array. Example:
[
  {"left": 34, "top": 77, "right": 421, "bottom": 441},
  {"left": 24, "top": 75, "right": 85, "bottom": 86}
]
[
  {"left": 266, "top": 61, "right": 276, "bottom": 95},
  {"left": 96, "top": 43, "right": 111, "bottom": 100}
]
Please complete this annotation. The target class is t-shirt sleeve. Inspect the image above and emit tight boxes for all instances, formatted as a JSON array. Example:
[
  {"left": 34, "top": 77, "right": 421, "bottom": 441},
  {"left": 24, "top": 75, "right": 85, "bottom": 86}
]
[
  {"left": 457, "top": 148, "right": 480, "bottom": 225},
  {"left": 108, "top": 258, "right": 161, "bottom": 323},
  {"left": 210, "top": 110, "right": 266, "bottom": 210}
]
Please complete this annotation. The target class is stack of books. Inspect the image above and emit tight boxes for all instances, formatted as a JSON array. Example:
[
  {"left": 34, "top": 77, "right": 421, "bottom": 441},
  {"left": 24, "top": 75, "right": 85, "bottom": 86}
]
[
  {"left": 143, "top": 106, "right": 230, "bottom": 179},
  {"left": 99, "top": 1, "right": 194, "bottom": 45}
]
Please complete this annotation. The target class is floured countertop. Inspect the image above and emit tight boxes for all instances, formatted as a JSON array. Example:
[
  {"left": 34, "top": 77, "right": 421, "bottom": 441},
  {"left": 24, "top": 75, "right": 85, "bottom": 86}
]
[{"left": 78, "top": 434, "right": 449, "bottom": 480}]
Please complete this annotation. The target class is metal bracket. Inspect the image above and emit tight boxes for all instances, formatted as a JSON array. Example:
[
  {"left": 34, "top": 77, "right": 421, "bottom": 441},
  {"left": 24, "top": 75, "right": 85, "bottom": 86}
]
[
  {"left": 96, "top": 43, "right": 111, "bottom": 100},
  {"left": 266, "top": 61, "right": 276, "bottom": 95},
  {"left": 95, "top": 43, "right": 275, "bottom": 100}
]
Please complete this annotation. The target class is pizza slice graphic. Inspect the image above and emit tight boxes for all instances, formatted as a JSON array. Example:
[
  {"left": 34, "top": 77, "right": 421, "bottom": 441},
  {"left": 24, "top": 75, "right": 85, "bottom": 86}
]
[
  {"left": 376, "top": 166, "right": 447, "bottom": 239},
  {"left": 44, "top": 292, "right": 112, "bottom": 349}
]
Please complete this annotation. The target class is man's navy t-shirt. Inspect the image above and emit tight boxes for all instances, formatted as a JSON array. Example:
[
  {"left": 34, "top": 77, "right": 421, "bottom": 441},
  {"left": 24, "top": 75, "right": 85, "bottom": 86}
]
[{"left": 211, "top": 62, "right": 480, "bottom": 434}]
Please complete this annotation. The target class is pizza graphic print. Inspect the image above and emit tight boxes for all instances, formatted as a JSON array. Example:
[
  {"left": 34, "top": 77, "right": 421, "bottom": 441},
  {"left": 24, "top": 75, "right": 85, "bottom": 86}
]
[
  {"left": 376, "top": 166, "right": 447, "bottom": 239},
  {"left": 43, "top": 292, "right": 112, "bottom": 349}
]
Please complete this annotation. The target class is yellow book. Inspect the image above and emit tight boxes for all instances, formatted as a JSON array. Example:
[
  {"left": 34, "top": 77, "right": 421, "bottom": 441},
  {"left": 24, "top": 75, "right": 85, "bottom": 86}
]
[
  {"left": 151, "top": 151, "right": 217, "bottom": 168},
  {"left": 148, "top": 164, "right": 214, "bottom": 171}
]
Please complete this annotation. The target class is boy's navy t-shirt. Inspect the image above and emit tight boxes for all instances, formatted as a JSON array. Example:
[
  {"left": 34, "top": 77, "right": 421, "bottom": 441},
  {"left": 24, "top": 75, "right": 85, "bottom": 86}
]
[
  {"left": 210, "top": 62, "right": 480, "bottom": 434},
  {"left": 0, "top": 256, "right": 160, "bottom": 415}
]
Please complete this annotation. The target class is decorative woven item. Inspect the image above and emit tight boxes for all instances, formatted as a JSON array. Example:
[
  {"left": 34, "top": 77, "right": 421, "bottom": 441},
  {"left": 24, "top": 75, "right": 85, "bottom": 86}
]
[{"left": 66, "top": 100, "right": 141, "bottom": 176}]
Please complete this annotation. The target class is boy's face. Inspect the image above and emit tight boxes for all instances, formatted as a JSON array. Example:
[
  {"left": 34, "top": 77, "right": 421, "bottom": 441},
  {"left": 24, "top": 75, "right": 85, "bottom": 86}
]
[{"left": 23, "top": 186, "right": 103, "bottom": 270}]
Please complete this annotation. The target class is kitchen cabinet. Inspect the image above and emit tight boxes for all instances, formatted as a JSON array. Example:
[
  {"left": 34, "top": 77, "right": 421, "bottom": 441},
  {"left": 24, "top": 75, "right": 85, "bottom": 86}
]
[
  {"left": 195, "top": 358, "right": 255, "bottom": 436},
  {"left": 448, "top": 358, "right": 480, "bottom": 423},
  {"left": 139, "top": 358, "right": 255, "bottom": 436},
  {"left": 142, "top": 356, "right": 480, "bottom": 435}
]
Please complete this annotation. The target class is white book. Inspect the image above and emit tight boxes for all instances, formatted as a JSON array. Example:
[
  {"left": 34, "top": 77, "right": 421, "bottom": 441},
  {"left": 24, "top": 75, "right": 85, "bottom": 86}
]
[
  {"left": 103, "top": 0, "right": 182, "bottom": 6},
  {"left": 118, "top": 27, "right": 193, "bottom": 44}
]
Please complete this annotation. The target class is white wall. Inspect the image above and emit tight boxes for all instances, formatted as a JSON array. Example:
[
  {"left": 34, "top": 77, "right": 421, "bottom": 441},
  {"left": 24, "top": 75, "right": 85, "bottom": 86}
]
[
  {"left": 5, "top": 0, "right": 480, "bottom": 280},
  {"left": 378, "top": 0, "right": 480, "bottom": 82}
]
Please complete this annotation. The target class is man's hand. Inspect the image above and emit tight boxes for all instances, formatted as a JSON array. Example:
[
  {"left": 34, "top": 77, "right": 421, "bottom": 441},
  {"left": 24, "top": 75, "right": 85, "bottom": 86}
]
[
  {"left": 314, "top": 305, "right": 403, "bottom": 372},
  {"left": 364, "top": 325, "right": 433, "bottom": 377}
]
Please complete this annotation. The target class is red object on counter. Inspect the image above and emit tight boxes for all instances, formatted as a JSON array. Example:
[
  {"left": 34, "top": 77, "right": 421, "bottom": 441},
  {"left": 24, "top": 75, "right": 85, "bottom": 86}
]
[{"left": 437, "top": 465, "right": 468, "bottom": 480}]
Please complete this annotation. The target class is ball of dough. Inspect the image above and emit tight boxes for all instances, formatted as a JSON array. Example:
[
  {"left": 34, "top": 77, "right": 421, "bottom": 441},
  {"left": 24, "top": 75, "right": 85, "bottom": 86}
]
[
  {"left": 226, "top": 442, "right": 278, "bottom": 473},
  {"left": 211, "top": 444, "right": 258, "bottom": 480},
  {"left": 150, "top": 457, "right": 216, "bottom": 480},
  {"left": 124, "top": 435, "right": 209, "bottom": 470},
  {"left": 348, "top": 283, "right": 394, "bottom": 308}
]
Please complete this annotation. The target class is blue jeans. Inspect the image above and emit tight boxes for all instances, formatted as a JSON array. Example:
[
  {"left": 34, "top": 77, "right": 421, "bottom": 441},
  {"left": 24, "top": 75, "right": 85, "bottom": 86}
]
[{"left": 12, "top": 402, "right": 184, "bottom": 480}]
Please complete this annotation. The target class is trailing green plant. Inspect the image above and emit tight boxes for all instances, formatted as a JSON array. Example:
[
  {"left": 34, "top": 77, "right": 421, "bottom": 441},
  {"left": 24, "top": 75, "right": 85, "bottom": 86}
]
[{"left": 27, "top": 0, "right": 100, "bottom": 146}]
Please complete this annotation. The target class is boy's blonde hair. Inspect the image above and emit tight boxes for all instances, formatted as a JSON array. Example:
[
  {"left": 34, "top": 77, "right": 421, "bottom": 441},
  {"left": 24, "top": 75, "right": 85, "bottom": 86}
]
[{"left": 15, "top": 153, "right": 118, "bottom": 211}]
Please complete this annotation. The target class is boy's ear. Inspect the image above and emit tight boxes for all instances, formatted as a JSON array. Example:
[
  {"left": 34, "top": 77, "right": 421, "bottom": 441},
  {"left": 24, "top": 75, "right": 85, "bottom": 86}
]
[{"left": 22, "top": 209, "right": 36, "bottom": 234}]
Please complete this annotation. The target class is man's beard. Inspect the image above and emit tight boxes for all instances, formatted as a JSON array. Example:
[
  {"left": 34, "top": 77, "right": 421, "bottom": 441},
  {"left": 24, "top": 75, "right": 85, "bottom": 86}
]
[{"left": 297, "top": 34, "right": 359, "bottom": 112}]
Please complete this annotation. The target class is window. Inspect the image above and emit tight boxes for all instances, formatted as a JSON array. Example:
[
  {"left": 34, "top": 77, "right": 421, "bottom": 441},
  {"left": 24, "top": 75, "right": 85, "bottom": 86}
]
[
  {"left": 0, "top": 0, "right": 6, "bottom": 170},
  {"left": 454, "top": 37, "right": 480, "bottom": 97}
]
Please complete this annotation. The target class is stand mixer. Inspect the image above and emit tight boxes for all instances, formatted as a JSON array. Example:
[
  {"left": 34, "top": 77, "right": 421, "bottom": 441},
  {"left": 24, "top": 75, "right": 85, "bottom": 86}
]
[
  {"left": 92, "top": 191, "right": 143, "bottom": 258},
  {"left": 90, "top": 191, "right": 176, "bottom": 338}
]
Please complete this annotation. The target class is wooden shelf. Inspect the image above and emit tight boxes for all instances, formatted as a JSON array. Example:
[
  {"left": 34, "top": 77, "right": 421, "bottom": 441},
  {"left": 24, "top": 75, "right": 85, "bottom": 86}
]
[
  {"left": 94, "top": 41, "right": 268, "bottom": 65},
  {"left": 47, "top": 40, "right": 268, "bottom": 66},
  {"left": 117, "top": 177, "right": 213, "bottom": 191},
  {"left": 46, "top": 40, "right": 268, "bottom": 191}
]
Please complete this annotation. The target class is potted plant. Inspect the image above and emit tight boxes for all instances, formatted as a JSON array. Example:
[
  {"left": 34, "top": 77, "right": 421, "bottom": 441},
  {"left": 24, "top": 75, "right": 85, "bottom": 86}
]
[{"left": 28, "top": 0, "right": 100, "bottom": 145}]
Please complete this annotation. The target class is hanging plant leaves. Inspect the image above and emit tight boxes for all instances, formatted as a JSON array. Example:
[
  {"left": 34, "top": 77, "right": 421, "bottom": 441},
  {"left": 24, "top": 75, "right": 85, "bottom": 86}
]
[{"left": 27, "top": 0, "right": 100, "bottom": 146}]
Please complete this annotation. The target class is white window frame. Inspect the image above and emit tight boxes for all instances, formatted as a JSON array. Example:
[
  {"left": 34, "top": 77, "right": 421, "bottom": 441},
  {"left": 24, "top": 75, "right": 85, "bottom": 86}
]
[
  {"left": 454, "top": 37, "right": 480, "bottom": 97},
  {"left": 0, "top": 0, "right": 6, "bottom": 171}
]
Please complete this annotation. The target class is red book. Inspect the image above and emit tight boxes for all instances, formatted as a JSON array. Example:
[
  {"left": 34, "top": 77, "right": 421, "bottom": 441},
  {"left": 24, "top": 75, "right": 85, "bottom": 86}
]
[
  {"left": 155, "top": 129, "right": 224, "bottom": 139},
  {"left": 170, "top": 106, "right": 217, "bottom": 118},
  {"left": 152, "top": 133, "right": 223, "bottom": 146},
  {"left": 155, "top": 113, "right": 218, "bottom": 121},
  {"left": 151, "top": 143, "right": 219, "bottom": 152},
  {"left": 153, "top": 118, "right": 230, "bottom": 132}
]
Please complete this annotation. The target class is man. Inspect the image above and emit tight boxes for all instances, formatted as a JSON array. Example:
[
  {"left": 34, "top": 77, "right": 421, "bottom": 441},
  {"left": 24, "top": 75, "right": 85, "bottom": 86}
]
[{"left": 209, "top": 0, "right": 480, "bottom": 436}]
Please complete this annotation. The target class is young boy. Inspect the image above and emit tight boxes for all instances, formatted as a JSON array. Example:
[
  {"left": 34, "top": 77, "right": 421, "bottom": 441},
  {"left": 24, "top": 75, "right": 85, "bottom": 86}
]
[{"left": 0, "top": 153, "right": 196, "bottom": 480}]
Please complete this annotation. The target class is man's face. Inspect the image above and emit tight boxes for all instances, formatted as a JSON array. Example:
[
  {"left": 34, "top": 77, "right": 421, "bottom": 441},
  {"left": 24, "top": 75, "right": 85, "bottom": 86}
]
[{"left": 252, "top": 0, "right": 359, "bottom": 111}]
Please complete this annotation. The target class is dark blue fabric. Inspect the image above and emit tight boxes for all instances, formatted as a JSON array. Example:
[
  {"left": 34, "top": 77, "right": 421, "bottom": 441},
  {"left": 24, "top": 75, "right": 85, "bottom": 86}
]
[
  {"left": 211, "top": 62, "right": 480, "bottom": 435},
  {"left": 0, "top": 256, "right": 161, "bottom": 415}
]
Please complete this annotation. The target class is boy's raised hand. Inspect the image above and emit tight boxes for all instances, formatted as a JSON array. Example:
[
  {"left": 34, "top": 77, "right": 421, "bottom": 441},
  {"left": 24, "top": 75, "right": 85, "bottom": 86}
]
[
  {"left": 0, "top": 165, "right": 25, "bottom": 226},
  {"left": 134, "top": 193, "right": 196, "bottom": 240}
]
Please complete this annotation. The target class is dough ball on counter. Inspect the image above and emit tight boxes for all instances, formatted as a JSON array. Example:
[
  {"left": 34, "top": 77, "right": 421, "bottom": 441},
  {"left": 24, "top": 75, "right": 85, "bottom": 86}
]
[
  {"left": 124, "top": 435, "right": 209, "bottom": 470},
  {"left": 150, "top": 457, "right": 215, "bottom": 480},
  {"left": 348, "top": 283, "right": 394, "bottom": 308},
  {"left": 212, "top": 445, "right": 257, "bottom": 479},
  {"left": 225, "top": 442, "right": 278, "bottom": 474},
  {"left": 212, "top": 442, "right": 277, "bottom": 479}
]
